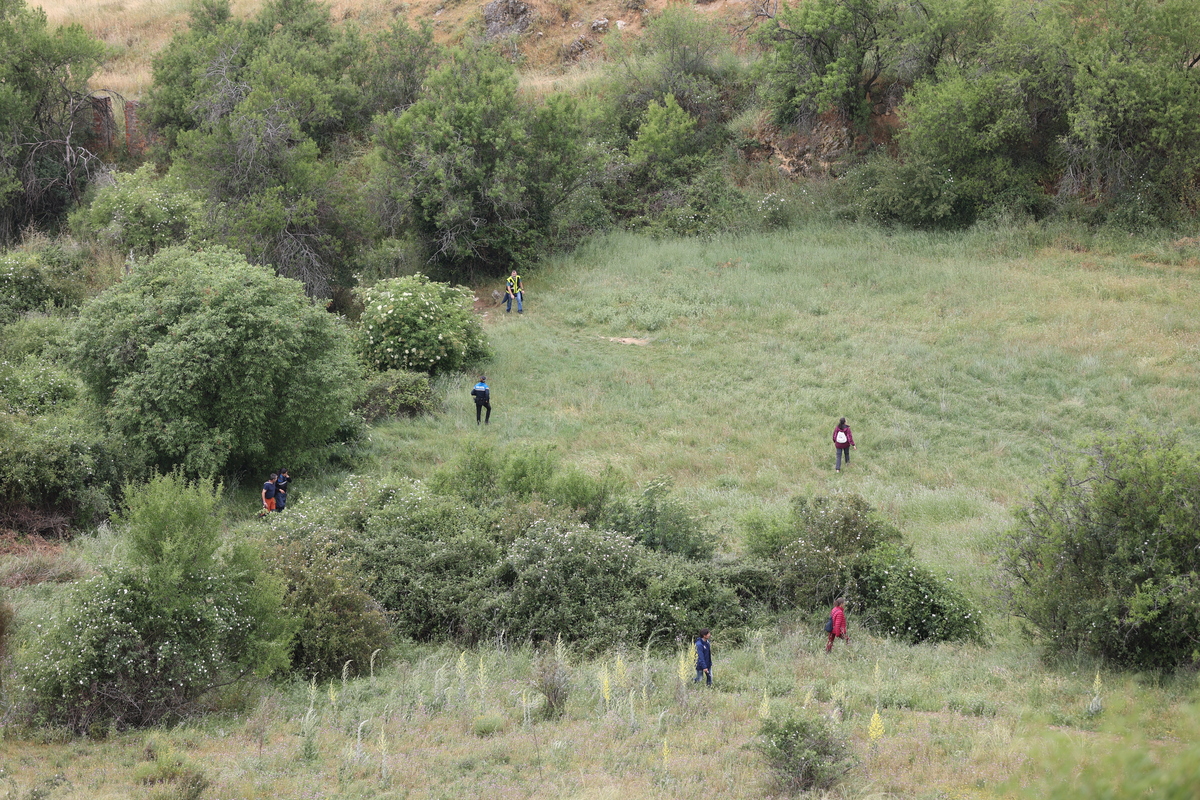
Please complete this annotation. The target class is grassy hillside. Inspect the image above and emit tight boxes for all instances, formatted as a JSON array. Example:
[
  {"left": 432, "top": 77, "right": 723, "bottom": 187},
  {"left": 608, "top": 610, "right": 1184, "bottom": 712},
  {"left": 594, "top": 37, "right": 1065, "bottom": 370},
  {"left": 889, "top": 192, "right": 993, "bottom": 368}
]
[
  {"left": 5, "top": 222, "right": 1200, "bottom": 798},
  {"left": 43, "top": 0, "right": 715, "bottom": 98},
  {"left": 374, "top": 223, "right": 1200, "bottom": 585}
]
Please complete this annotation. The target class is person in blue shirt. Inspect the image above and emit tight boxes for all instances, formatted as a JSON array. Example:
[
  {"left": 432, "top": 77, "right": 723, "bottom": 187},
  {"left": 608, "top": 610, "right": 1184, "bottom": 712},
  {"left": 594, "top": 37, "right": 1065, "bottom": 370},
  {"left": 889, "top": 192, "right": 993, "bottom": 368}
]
[
  {"left": 471, "top": 376, "right": 491, "bottom": 425},
  {"left": 274, "top": 468, "right": 290, "bottom": 511},
  {"left": 694, "top": 628, "right": 712, "bottom": 685}
]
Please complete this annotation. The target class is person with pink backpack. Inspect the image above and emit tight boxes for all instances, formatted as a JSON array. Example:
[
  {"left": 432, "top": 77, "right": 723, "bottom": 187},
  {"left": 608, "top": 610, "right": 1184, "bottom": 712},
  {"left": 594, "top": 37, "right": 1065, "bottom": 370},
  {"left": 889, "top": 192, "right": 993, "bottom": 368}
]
[{"left": 833, "top": 417, "right": 855, "bottom": 472}]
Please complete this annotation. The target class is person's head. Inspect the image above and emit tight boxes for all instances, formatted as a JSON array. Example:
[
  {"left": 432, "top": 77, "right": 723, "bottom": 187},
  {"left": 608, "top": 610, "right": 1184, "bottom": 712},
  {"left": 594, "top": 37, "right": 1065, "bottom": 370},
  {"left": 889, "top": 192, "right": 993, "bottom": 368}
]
[
  {"left": 834, "top": 597, "right": 845, "bottom": 608},
  {"left": 510, "top": 270, "right": 518, "bottom": 277},
  {"left": 280, "top": 468, "right": 289, "bottom": 476},
  {"left": 479, "top": 375, "right": 486, "bottom": 383},
  {"left": 269, "top": 473, "right": 278, "bottom": 480},
  {"left": 698, "top": 628, "right": 710, "bottom": 640},
  {"left": 839, "top": 417, "right": 847, "bottom": 427}
]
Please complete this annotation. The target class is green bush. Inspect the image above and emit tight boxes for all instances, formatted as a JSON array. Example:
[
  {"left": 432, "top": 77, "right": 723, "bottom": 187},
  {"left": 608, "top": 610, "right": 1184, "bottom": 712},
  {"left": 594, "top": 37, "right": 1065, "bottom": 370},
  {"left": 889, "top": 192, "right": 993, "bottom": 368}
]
[
  {"left": 356, "top": 273, "right": 490, "bottom": 376},
  {"left": 603, "top": 478, "right": 716, "bottom": 560},
  {"left": 1002, "top": 431, "right": 1200, "bottom": 670},
  {"left": 0, "top": 314, "right": 73, "bottom": 361},
  {"left": 743, "top": 493, "right": 903, "bottom": 607},
  {"left": 71, "top": 165, "right": 201, "bottom": 256},
  {"left": 355, "top": 369, "right": 438, "bottom": 422},
  {"left": 481, "top": 521, "right": 745, "bottom": 649},
  {"left": 758, "top": 712, "right": 855, "bottom": 794},
  {"left": 0, "top": 411, "right": 119, "bottom": 525},
  {"left": 481, "top": 522, "right": 648, "bottom": 646},
  {"left": 263, "top": 531, "right": 393, "bottom": 679},
  {"left": 0, "top": 249, "right": 85, "bottom": 322},
  {"left": 341, "top": 479, "right": 496, "bottom": 641},
  {"left": 849, "top": 543, "right": 984, "bottom": 644},
  {"left": 0, "top": 356, "right": 80, "bottom": 414},
  {"left": 20, "top": 473, "right": 293, "bottom": 730},
  {"left": 849, "top": 154, "right": 967, "bottom": 229},
  {"left": 72, "top": 246, "right": 358, "bottom": 477}
]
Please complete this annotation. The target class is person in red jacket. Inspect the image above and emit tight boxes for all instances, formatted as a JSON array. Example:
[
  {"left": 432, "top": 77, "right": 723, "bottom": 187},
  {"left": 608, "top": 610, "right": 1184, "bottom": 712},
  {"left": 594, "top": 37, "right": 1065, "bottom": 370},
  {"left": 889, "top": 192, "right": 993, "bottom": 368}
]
[
  {"left": 826, "top": 597, "right": 849, "bottom": 653},
  {"left": 833, "top": 417, "right": 855, "bottom": 473}
]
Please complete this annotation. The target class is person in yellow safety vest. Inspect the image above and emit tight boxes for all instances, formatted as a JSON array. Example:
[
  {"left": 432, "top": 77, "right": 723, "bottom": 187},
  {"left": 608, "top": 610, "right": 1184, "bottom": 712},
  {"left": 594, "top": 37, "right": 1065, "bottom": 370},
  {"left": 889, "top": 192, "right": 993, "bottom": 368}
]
[{"left": 505, "top": 270, "right": 523, "bottom": 314}]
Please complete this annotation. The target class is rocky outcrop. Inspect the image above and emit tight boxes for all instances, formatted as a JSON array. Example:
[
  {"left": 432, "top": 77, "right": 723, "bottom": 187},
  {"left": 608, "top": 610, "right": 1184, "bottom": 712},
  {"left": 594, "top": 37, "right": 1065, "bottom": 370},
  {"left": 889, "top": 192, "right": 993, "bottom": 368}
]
[{"left": 483, "top": 0, "right": 537, "bottom": 39}]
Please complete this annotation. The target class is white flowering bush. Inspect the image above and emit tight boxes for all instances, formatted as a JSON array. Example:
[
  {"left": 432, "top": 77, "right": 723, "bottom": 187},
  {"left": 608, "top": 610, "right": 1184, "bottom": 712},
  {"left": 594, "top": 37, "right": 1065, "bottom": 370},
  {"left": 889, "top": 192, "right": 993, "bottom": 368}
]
[
  {"left": 19, "top": 473, "right": 292, "bottom": 731},
  {"left": 0, "top": 249, "right": 85, "bottom": 323},
  {"left": 850, "top": 544, "right": 984, "bottom": 644},
  {"left": 70, "top": 164, "right": 201, "bottom": 256},
  {"left": 356, "top": 273, "right": 490, "bottom": 376}
]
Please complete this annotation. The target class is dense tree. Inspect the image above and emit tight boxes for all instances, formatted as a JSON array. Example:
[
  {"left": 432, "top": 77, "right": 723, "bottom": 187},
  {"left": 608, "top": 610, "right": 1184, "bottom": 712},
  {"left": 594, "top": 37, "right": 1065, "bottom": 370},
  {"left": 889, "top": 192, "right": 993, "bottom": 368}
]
[
  {"left": 1002, "top": 432, "right": 1200, "bottom": 670},
  {"left": 0, "top": 0, "right": 106, "bottom": 243},
  {"left": 147, "top": 0, "right": 436, "bottom": 295},
  {"left": 375, "top": 46, "right": 584, "bottom": 279},
  {"left": 72, "top": 247, "right": 357, "bottom": 477}
]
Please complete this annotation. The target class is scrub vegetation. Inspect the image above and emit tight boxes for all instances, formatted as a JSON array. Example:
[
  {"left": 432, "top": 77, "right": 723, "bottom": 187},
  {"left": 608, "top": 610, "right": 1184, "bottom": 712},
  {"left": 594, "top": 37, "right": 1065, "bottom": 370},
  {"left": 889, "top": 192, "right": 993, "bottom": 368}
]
[{"left": 2, "top": 0, "right": 1200, "bottom": 796}]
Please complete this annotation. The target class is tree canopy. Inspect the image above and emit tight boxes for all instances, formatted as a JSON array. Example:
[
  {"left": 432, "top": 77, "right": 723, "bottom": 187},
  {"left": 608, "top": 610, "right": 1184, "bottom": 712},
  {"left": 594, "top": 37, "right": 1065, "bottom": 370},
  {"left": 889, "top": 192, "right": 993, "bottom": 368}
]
[{"left": 72, "top": 246, "right": 357, "bottom": 477}]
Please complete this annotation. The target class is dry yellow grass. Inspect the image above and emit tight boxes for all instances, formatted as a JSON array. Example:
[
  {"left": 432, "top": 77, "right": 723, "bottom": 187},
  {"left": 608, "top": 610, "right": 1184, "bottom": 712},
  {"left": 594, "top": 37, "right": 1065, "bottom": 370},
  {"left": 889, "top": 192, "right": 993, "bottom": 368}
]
[{"left": 40, "top": 0, "right": 748, "bottom": 98}]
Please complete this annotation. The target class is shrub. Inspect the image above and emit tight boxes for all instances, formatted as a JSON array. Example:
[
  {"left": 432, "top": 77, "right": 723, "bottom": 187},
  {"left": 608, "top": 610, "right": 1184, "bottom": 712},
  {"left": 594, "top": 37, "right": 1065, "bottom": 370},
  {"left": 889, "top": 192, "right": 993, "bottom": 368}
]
[
  {"left": 0, "top": 356, "right": 80, "bottom": 414},
  {"left": 481, "top": 522, "right": 648, "bottom": 646},
  {"left": 342, "top": 479, "right": 496, "bottom": 641},
  {"left": 531, "top": 640, "right": 571, "bottom": 718},
  {"left": 849, "top": 154, "right": 967, "bottom": 229},
  {"left": 0, "top": 411, "right": 120, "bottom": 527},
  {"left": 0, "top": 250, "right": 84, "bottom": 322},
  {"left": 849, "top": 544, "right": 984, "bottom": 644},
  {"left": 743, "top": 493, "right": 902, "bottom": 607},
  {"left": 72, "top": 246, "right": 358, "bottom": 477},
  {"left": 758, "top": 712, "right": 855, "bottom": 794},
  {"left": 355, "top": 369, "right": 438, "bottom": 422},
  {"left": 481, "top": 522, "right": 745, "bottom": 649},
  {"left": 356, "top": 273, "right": 490, "bottom": 376},
  {"left": 263, "top": 532, "right": 392, "bottom": 679},
  {"left": 603, "top": 478, "right": 716, "bottom": 559},
  {"left": 1002, "top": 431, "right": 1200, "bottom": 670},
  {"left": 20, "top": 473, "right": 293, "bottom": 730},
  {"left": 71, "top": 165, "right": 201, "bottom": 257}
]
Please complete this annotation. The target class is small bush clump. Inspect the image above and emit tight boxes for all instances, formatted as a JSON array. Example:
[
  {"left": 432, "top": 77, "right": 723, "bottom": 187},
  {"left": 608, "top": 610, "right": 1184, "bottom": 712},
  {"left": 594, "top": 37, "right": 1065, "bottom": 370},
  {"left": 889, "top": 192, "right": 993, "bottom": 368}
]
[
  {"left": 355, "top": 369, "right": 438, "bottom": 422},
  {"left": 264, "top": 531, "right": 393, "bottom": 679},
  {"left": 758, "top": 712, "right": 854, "bottom": 794},
  {"left": 850, "top": 544, "right": 984, "bottom": 644},
  {"left": 603, "top": 477, "right": 715, "bottom": 560},
  {"left": 356, "top": 273, "right": 490, "bottom": 375},
  {"left": 20, "top": 474, "right": 293, "bottom": 731},
  {"left": 1002, "top": 431, "right": 1200, "bottom": 669}
]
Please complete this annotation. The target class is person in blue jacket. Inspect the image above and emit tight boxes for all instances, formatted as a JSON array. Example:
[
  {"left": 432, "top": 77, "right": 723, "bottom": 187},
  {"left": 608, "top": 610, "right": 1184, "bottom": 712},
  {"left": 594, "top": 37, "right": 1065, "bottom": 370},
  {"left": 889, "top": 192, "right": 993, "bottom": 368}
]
[
  {"left": 471, "top": 376, "right": 491, "bottom": 425},
  {"left": 694, "top": 628, "right": 712, "bottom": 685}
]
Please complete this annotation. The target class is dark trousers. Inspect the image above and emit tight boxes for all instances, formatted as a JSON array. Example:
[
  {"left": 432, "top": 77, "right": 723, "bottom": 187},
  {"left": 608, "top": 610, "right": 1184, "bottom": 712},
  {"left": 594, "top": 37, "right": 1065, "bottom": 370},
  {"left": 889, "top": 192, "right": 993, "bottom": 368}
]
[
  {"left": 475, "top": 401, "right": 491, "bottom": 424},
  {"left": 694, "top": 668, "right": 711, "bottom": 685},
  {"left": 836, "top": 447, "right": 851, "bottom": 470}
]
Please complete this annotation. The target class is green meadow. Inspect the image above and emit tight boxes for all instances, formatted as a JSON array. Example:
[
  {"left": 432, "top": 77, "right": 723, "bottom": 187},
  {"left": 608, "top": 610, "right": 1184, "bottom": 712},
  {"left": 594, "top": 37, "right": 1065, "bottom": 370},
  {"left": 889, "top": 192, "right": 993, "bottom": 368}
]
[
  {"left": 381, "top": 223, "right": 1200, "bottom": 582},
  {"left": 6, "top": 221, "right": 1200, "bottom": 799}
]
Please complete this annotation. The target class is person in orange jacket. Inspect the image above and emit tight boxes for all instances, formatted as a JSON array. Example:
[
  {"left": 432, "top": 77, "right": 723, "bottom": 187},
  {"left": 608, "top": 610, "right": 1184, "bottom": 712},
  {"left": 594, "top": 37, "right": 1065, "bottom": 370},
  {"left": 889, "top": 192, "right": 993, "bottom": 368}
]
[{"left": 826, "top": 597, "right": 849, "bottom": 652}]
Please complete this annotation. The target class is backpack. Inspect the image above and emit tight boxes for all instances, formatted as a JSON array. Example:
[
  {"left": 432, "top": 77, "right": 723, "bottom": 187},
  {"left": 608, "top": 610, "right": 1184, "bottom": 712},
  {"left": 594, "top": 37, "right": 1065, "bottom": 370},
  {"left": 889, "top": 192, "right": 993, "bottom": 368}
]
[
  {"left": 835, "top": 429, "right": 848, "bottom": 444},
  {"left": 824, "top": 614, "right": 834, "bottom": 633}
]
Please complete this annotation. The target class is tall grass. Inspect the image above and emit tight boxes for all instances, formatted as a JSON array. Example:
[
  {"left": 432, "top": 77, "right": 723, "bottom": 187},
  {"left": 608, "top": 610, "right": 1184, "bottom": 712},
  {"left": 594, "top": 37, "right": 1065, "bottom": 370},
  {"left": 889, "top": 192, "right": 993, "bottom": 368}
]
[
  {"left": 379, "top": 223, "right": 1200, "bottom": 587},
  {"left": 1, "top": 628, "right": 1193, "bottom": 798},
  {"left": 5, "top": 222, "right": 1200, "bottom": 797}
]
